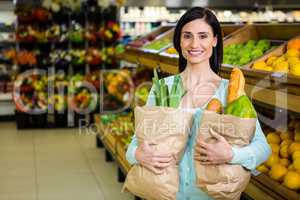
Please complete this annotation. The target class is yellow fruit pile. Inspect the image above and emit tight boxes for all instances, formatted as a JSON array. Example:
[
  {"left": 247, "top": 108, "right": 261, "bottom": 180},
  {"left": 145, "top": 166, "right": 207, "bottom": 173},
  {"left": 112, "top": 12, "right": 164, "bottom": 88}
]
[
  {"left": 256, "top": 120, "right": 300, "bottom": 191},
  {"left": 252, "top": 38, "right": 300, "bottom": 76},
  {"left": 165, "top": 47, "right": 178, "bottom": 55}
]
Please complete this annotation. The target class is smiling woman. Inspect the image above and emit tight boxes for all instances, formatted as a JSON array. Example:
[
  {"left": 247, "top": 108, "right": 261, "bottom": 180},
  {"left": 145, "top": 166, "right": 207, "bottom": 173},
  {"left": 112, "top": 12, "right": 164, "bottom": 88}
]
[
  {"left": 125, "top": 7, "right": 271, "bottom": 200},
  {"left": 173, "top": 7, "right": 223, "bottom": 74}
]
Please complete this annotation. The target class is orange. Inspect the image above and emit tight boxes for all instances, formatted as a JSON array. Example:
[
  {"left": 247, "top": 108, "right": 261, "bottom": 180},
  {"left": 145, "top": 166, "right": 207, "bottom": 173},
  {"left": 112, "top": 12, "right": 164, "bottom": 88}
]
[
  {"left": 287, "top": 39, "right": 300, "bottom": 50},
  {"left": 280, "top": 144, "right": 289, "bottom": 158},
  {"left": 267, "top": 132, "right": 281, "bottom": 144},
  {"left": 269, "top": 143, "right": 280, "bottom": 154},
  {"left": 279, "top": 158, "right": 290, "bottom": 167},
  {"left": 283, "top": 171, "right": 300, "bottom": 190},
  {"left": 289, "top": 142, "right": 300, "bottom": 155},
  {"left": 265, "top": 153, "right": 280, "bottom": 168},
  {"left": 269, "top": 164, "right": 288, "bottom": 181}
]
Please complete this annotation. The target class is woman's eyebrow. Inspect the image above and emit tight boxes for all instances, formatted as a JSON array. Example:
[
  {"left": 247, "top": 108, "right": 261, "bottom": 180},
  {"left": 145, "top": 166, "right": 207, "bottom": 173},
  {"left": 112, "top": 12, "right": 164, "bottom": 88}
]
[
  {"left": 182, "top": 31, "right": 209, "bottom": 34},
  {"left": 197, "top": 32, "right": 209, "bottom": 34}
]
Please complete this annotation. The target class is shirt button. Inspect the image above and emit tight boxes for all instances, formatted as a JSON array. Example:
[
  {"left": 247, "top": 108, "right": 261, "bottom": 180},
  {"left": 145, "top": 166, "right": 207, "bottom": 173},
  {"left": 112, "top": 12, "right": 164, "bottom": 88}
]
[{"left": 185, "top": 182, "right": 189, "bottom": 186}]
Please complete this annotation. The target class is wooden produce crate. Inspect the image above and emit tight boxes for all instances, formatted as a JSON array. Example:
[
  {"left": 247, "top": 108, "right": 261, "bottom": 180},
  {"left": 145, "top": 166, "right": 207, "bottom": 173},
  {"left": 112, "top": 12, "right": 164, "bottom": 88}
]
[
  {"left": 127, "top": 25, "right": 174, "bottom": 50},
  {"left": 250, "top": 173, "right": 300, "bottom": 200},
  {"left": 116, "top": 140, "right": 131, "bottom": 174},
  {"left": 244, "top": 35, "right": 300, "bottom": 95},
  {"left": 221, "top": 24, "right": 244, "bottom": 40},
  {"left": 98, "top": 122, "right": 117, "bottom": 155},
  {"left": 140, "top": 28, "right": 174, "bottom": 54},
  {"left": 222, "top": 25, "right": 286, "bottom": 69}
]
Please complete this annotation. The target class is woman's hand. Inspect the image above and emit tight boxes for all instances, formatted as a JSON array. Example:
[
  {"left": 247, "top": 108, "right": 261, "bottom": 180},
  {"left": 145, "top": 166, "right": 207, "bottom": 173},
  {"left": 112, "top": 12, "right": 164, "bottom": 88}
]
[
  {"left": 194, "top": 128, "right": 233, "bottom": 165},
  {"left": 135, "top": 142, "right": 174, "bottom": 174}
]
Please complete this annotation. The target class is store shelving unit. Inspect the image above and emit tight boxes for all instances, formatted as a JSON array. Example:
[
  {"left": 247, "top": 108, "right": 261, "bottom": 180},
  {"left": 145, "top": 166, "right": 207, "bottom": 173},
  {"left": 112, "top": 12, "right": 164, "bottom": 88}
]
[
  {"left": 0, "top": 22, "right": 15, "bottom": 118},
  {"left": 13, "top": 1, "right": 120, "bottom": 128}
]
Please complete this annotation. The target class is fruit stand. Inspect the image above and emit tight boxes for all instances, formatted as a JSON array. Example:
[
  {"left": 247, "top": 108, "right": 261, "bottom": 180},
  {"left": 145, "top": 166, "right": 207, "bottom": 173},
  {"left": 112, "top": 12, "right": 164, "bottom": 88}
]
[{"left": 95, "top": 23, "right": 300, "bottom": 200}]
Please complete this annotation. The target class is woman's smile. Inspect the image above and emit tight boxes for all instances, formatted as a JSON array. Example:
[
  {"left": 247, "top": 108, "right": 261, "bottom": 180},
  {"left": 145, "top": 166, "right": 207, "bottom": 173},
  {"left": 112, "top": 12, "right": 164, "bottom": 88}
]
[{"left": 188, "top": 49, "right": 204, "bottom": 57}]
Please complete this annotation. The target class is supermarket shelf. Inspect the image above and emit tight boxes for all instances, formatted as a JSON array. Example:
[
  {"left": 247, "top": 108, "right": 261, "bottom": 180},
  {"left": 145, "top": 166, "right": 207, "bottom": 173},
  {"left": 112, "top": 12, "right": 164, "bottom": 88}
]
[
  {"left": 96, "top": 118, "right": 131, "bottom": 175},
  {"left": 0, "top": 93, "right": 14, "bottom": 116},
  {"left": 249, "top": 173, "right": 300, "bottom": 200},
  {"left": 0, "top": 93, "right": 12, "bottom": 101},
  {"left": 119, "top": 49, "right": 300, "bottom": 115},
  {"left": 95, "top": 114, "right": 298, "bottom": 200}
]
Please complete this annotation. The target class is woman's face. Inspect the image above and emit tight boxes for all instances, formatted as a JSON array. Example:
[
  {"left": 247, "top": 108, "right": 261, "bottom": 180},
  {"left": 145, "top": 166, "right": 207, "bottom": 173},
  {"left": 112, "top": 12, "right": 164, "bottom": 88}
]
[{"left": 180, "top": 18, "right": 217, "bottom": 65}]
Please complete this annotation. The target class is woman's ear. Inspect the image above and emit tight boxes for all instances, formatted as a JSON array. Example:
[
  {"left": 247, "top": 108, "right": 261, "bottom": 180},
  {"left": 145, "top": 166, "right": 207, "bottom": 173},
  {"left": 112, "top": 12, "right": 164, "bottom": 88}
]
[{"left": 212, "top": 36, "right": 217, "bottom": 47}]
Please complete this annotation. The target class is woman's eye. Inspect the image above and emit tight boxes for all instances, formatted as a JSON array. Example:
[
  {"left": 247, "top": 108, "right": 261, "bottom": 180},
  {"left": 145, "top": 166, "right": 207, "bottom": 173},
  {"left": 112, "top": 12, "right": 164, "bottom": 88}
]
[
  {"left": 199, "top": 34, "right": 208, "bottom": 39},
  {"left": 183, "top": 34, "right": 192, "bottom": 39}
]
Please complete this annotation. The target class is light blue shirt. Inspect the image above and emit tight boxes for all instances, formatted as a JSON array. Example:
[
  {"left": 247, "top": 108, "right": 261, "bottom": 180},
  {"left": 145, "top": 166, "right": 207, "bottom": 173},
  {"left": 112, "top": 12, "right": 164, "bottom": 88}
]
[{"left": 126, "top": 75, "right": 271, "bottom": 199}]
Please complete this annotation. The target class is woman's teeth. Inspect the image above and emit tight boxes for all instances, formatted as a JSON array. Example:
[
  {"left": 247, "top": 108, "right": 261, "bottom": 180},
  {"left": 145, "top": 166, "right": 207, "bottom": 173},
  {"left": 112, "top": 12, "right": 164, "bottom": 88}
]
[{"left": 188, "top": 50, "right": 204, "bottom": 56}]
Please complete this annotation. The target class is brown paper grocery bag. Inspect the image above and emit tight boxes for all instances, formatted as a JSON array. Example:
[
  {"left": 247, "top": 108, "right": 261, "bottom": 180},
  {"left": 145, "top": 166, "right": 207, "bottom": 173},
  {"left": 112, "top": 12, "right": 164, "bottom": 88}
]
[
  {"left": 123, "top": 106, "right": 195, "bottom": 200},
  {"left": 194, "top": 110, "right": 256, "bottom": 200}
]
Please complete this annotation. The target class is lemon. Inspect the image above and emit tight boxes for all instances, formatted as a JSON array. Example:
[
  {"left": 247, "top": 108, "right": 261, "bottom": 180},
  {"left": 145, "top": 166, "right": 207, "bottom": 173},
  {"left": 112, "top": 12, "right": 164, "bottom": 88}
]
[
  {"left": 283, "top": 171, "right": 300, "bottom": 190},
  {"left": 272, "top": 56, "right": 286, "bottom": 67},
  {"left": 267, "top": 132, "right": 281, "bottom": 144},
  {"left": 290, "top": 63, "right": 300, "bottom": 76},
  {"left": 279, "top": 158, "right": 290, "bottom": 167},
  {"left": 270, "top": 143, "right": 280, "bottom": 154},
  {"left": 289, "top": 142, "right": 300, "bottom": 155},
  {"left": 292, "top": 151, "right": 300, "bottom": 161},
  {"left": 256, "top": 164, "right": 269, "bottom": 173},
  {"left": 253, "top": 61, "right": 267, "bottom": 69},
  {"left": 264, "top": 66, "right": 273, "bottom": 71},
  {"left": 274, "top": 61, "right": 289, "bottom": 73},
  {"left": 265, "top": 153, "right": 280, "bottom": 168},
  {"left": 266, "top": 56, "right": 278, "bottom": 66},
  {"left": 269, "top": 164, "right": 288, "bottom": 181},
  {"left": 287, "top": 57, "right": 300, "bottom": 66},
  {"left": 280, "top": 144, "right": 289, "bottom": 158},
  {"left": 285, "top": 48, "right": 300, "bottom": 57}
]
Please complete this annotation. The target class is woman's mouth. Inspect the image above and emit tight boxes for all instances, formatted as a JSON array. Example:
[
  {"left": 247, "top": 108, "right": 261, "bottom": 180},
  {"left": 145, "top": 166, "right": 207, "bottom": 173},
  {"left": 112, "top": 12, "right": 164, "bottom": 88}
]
[{"left": 188, "top": 50, "right": 204, "bottom": 56}]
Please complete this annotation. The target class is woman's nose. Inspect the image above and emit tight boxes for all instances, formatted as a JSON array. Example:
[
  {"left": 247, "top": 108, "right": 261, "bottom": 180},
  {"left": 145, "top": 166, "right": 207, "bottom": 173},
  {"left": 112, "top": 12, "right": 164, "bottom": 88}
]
[{"left": 191, "top": 37, "right": 199, "bottom": 48}]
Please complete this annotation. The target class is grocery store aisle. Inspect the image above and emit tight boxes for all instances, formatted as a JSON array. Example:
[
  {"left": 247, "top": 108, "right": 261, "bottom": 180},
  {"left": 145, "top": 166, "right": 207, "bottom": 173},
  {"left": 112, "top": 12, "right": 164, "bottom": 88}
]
[{"left": 0, "top": 122, "right": 134, "bottom": 200}]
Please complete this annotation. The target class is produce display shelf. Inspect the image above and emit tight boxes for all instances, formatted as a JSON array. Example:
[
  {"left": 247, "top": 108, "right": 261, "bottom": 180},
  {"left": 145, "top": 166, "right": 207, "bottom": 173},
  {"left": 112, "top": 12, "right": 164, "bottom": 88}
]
[
  {"left": 120, "top": 23, "right": 300, "bottom": 117},
  {"left": 250, "top": 174, "right": 300, "bottom": 200},
  {"left": 94, "top": 116, "right": 299, "bottom": 200}
]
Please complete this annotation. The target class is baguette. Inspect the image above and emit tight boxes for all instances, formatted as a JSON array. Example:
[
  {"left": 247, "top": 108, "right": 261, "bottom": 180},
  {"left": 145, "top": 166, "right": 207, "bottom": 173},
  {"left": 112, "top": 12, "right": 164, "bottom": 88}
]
[{"left": 227, "top": 68, "right": 245, "bottom": 104}]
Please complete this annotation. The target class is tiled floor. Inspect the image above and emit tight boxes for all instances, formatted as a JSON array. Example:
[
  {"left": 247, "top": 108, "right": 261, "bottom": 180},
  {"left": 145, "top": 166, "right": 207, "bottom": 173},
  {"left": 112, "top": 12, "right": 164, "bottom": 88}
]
[{"left": 0, "top": 122, "right": 134, "bottom": 200}]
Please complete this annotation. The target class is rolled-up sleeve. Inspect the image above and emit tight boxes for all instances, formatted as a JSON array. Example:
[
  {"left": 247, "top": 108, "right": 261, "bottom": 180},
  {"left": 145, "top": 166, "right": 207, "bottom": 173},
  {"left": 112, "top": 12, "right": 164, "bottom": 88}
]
[
  {"left": 230, "top": 119, "right": 271, "bottom": 171},
  {"left": 125, "top": 85, "right": 156, "bottom": 165},
  {"left": 126, "top": 135, "right": 139, "bottom": 165}
]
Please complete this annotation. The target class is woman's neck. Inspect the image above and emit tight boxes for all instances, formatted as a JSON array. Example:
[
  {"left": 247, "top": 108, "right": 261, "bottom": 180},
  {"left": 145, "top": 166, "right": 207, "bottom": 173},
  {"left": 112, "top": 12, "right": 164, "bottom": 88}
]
[{"left": 182, "top": 60, "right": 220, "bottom": 88}]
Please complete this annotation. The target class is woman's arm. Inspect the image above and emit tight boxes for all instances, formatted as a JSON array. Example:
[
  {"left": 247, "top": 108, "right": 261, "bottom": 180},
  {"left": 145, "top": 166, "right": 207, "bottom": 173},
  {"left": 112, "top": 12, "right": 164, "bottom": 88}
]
[
  {"left": 229, "top": 119, "right": 271, "bottom": 171},
  {"left": 125, "top": 85, "right": 156, "bottom": 165}
]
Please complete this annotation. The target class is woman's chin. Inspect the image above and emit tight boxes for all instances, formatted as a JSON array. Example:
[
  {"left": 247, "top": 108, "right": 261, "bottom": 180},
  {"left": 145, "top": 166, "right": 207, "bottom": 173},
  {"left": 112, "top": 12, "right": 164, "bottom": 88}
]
[{"left": 187, "top": 57, "right": 208, "bottom": 65}]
